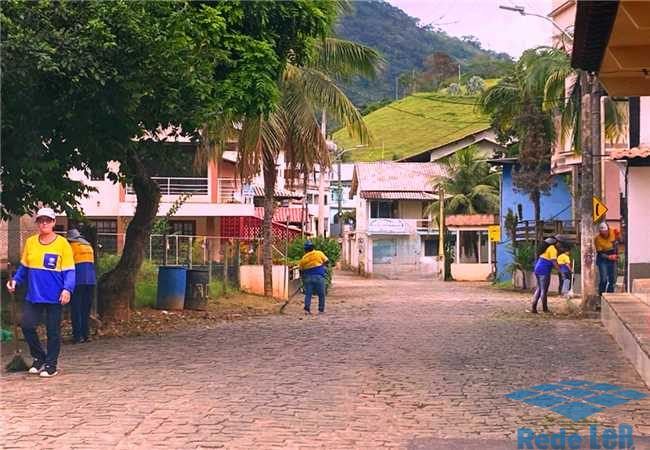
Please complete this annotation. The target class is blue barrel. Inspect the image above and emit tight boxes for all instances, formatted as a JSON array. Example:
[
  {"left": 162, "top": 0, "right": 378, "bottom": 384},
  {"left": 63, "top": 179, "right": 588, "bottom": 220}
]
[{"left": 156, "top": 266, "right": 187, "bottom": 310}]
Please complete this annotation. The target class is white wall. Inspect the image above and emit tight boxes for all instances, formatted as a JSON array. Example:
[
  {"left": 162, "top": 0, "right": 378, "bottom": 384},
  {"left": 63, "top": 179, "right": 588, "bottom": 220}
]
[{"left": 628, "top": 166, "right": 650, "bottom": 265}]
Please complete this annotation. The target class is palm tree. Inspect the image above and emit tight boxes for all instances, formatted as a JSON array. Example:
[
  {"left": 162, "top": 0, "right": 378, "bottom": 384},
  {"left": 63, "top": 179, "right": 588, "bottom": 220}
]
[
  {"left": 200, "top": 38, "right": 382, "bottom": 296},
  {"left": 478, "top": 46, "right": 626, "bottom": 243},
  {"left": 425, "top": 146, "right": 499, "bottom": 216}
]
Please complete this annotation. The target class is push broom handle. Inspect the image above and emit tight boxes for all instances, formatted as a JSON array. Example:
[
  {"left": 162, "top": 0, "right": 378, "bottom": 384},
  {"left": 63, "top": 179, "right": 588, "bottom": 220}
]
[{"left": 7, "top": 264, "right": 20, "bottom": 352}]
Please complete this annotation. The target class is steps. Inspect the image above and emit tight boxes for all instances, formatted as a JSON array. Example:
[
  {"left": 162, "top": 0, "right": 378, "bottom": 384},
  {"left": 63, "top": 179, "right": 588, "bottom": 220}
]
[{"left": 601, "top": 290, "right": 650, "bottom": 388}]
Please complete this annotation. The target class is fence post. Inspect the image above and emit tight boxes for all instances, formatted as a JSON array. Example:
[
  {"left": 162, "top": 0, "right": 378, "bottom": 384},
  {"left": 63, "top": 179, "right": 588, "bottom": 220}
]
[
  {"left": 223, "top": 240, "right": 229, "bottom": 295},
  {"left": 175, "top": 235, "right": 179, "bottom": 265},
  {"left": 189, "top": 236, "right": 193, "bottom": 269},
  {"left": 208, "top": 239, "right": 212, "bottom": 287}
]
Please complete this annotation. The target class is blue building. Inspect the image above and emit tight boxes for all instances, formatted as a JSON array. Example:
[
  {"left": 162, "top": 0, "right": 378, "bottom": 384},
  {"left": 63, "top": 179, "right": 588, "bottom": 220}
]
[{"left": 491, "top": 158, "right": 573, "bottom": 282}]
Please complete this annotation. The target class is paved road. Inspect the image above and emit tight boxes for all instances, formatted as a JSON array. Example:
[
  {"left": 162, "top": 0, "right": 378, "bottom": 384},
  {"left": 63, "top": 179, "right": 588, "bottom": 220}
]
[{"left": 1, "top": 272, "right": 649, "bottom": 449}]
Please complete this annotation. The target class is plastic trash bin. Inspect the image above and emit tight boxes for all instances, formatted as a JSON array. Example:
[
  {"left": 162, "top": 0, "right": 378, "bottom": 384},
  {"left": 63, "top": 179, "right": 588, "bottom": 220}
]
[
  {"left": 185, "top": 269, "right": 209, "bottom": 310},
  {"left": 156, "top": 266, "right": 187, "bottom": 310}
]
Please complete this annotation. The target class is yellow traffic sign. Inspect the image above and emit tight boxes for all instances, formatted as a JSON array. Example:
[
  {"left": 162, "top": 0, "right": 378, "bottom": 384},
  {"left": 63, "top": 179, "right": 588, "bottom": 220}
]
[
  {"left": 592, "top": 196, "right": 608, "bottom": 223},
  {"left": 488, "top": 225, "right": 501, "bottom": 242}
]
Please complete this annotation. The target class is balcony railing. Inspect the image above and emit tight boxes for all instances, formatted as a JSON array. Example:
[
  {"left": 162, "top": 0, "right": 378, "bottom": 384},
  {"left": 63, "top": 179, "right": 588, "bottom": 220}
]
[
  {"left": 126, "top": 177, "right": 208, "bottom": 196},
  {"left": 217, "top": 178, "right": 239, "bottom": 203}
]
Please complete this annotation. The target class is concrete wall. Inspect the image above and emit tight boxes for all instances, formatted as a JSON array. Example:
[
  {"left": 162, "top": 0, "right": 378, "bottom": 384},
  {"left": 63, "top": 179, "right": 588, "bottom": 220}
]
[
  {"left": 239, "top": 265, "right": 290, "bottom": 299},
  {"left": 495, "top": 164, "right": 573, "bottom": 282},
  {"left": 628, "top": 166, "right": 650, "bottom": 287},
  {"left": 451, "top": 263, "right": 492, "bottom": 281}
]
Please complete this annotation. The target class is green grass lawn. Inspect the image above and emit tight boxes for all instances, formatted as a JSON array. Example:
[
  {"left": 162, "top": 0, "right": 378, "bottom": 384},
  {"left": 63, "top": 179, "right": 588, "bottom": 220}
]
[{"left": 333, "top": 92, "right": 491, "bottom": 162}]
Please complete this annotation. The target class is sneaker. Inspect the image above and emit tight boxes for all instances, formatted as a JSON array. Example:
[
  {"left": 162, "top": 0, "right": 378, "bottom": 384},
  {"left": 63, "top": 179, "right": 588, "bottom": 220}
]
[
  {"left": 82, "top": 336, "right": 92, "bottom": 343},
  {"left": 318, "top": 310, "right": 325, "bottom": 314},
  {"left": 28, "top": 360, "right": 45, "bottom": 375},
  {"left": 304, "top": 309, "right": 311, "bottom": 315},
  {"left": 39, "top": 365, "right": 58, "bottom": 378}
]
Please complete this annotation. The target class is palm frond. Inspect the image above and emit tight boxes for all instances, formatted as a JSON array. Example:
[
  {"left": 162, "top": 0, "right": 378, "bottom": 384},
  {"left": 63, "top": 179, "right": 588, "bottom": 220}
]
[
  {"left": 287, "top": 64, "right": 371, "bottom": 144},
  {"left": 313, "top": 37, "right": 384, "bottom": 81}
]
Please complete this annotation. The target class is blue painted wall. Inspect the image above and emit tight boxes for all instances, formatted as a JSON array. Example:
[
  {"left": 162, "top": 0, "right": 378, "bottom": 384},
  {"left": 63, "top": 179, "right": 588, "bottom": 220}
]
[{"left": 495, "top": 163, "right": 573, "bottom": 282}]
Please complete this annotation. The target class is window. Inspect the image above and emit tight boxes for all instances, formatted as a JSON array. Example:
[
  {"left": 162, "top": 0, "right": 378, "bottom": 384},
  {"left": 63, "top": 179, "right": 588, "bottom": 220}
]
[
  {"left": 479, "top": 231, "right": 489, "bottom": 263},
  {"left": 92, "top": 219, "right": 117, "bottom": 234},
  {"left": 323, "top": 195, "right": 328, "bottom": 205},
  {"left": 423, "top": 235, "right": 440, "bottom": 257},
  {"left": 169, "top": 220, "right": 196, "bottom": 236},
  {"left": 370, "top": 200, "right": 395, "bottom": 218},
  {"left": 91, "top": 219, "right": 118, "bottom": 254},
  {"left": 459, "top": 231, "right": 479, "bottom": 263}
]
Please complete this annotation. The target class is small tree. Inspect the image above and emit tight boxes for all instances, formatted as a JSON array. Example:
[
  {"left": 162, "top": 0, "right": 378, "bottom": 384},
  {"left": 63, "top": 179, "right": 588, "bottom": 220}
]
[{"left": 466, "top": 76, "right": 486, "bottom": 95}]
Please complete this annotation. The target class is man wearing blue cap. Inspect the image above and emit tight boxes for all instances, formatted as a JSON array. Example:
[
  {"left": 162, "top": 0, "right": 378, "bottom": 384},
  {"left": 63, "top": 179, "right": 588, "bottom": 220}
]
[{"left": 298, "top": 240, "right": 329, "bottom": 314}]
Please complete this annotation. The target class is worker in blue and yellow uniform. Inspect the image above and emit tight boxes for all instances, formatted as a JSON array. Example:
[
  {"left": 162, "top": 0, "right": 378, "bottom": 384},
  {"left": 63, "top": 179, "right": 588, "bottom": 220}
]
[
  {"left": 529, "top": 237, "right": 561, "bottom": 314},
  {"left": 595, "top": 222, "right": 620, "bottom": 295},
  {"left": 67, "top": 228, "right": 96, "bottom": 343},
  {"left": 298, "top": 240, "right": 329, "bottom": 315},
  {"left": 6, "top": 208, "right": 75, "bottom": 378}
]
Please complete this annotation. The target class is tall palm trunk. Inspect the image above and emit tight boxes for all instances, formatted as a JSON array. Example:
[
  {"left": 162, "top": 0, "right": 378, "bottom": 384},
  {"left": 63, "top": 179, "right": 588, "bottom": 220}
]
[
  {"left": 262, "top": 150, "right": 277, "bottom": 297},
  {"left": 98, "top": 152, "right": 160, "bottom": 321}
]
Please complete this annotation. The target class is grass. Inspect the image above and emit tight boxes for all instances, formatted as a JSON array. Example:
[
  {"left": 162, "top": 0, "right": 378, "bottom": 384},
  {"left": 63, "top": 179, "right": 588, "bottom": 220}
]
[{"left": 333, "top": 91, "right": 490, "bottom": 161}]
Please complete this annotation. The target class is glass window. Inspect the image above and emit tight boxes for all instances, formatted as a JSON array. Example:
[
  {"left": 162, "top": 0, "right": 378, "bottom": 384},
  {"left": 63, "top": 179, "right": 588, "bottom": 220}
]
[
  {"left": 169, "top": 220, "right": 196, "bottom": 236},
  {"left": 91, "top": 219, "right": 118, "bottom": 254},
  {"left": 370, "top": 200, "right": 394, "bottom": 218},
  {"left": 423, "top": 235, "right": 440, "bottom": 257},
  {"left": 479, "top": 231, "right": 489, "bottom": 263},
  {"left": 459, "top": 230, "right": 479, "bottom": 263}
]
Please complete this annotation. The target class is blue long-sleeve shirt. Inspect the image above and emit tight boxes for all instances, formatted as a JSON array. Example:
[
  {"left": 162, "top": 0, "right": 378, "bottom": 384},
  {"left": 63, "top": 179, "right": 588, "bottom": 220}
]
[{"left": 13, "top": 235, "right": 75, "bottom": 303}]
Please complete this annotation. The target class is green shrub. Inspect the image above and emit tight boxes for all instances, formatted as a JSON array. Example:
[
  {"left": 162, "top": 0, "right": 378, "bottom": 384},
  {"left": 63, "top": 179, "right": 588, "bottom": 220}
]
[
  {"left": 97, "top": 255, "right": 159, "bottom": 309},
  {"left": 287, "top": 236, "right": 341, "bottom": 287}
]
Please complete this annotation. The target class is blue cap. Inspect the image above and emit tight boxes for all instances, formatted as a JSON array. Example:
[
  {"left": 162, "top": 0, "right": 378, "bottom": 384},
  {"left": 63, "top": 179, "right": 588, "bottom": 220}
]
[{"left": 304, "top": 240, "right": 314, "bottom": 250}]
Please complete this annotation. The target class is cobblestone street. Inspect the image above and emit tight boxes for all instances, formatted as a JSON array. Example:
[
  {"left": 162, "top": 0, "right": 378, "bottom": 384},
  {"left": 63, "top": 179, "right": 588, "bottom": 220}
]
[{"left": 1, "top": 271, "right": 649, "bottom": 449}]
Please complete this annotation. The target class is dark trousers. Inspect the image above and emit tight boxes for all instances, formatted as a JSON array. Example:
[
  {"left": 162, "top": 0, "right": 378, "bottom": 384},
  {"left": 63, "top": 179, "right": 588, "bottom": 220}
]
[
  {"left": 531, "top": 274, "right": 551, "bottom": 312},
  {"left": 21, "top": 301, "right": 62, "bottom": 368},
  {"left": 71, "top": 284, "right": 93, "bottom": 341},
  {"left": 597, "top": 255, "right": 617, "bottom": 295},
  {"left": 303, "top": 274, "right": 326, "bottom": 312}
]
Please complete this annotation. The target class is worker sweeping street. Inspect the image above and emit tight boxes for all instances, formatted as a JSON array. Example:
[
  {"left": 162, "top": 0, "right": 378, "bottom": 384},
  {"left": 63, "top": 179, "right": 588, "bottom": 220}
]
[
  {"left": 595, "top": 222, "right": 620, "bottom": 295},
  {"left": 298, "top": 240, "right": 329, "bottom": 315},
  {"left": 5, "top": 208, "right": 75, "bottom": 378},
  {"left": 67, "top": 228, "right": 96, "bottom": 343}
]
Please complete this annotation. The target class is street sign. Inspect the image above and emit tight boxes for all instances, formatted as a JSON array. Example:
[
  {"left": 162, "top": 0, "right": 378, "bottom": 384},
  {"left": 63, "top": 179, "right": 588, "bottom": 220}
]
[
  {"left": 488, "top": 225, "right": 501, "bottom": 242},
  {"left": 592, "top": 196, "right": 608, "bottom": 223}
]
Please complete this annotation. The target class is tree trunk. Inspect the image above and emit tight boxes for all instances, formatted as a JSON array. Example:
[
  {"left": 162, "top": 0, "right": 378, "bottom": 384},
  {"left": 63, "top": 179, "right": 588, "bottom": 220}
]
[
  {"left": 532, "top": 190, "right": 542, "bottom": 245},
  {"left": 580, "top": 72, "right": 600, "bottom": 310},
  {"left": 262, "top": 150, "right": 277, "bottom": 297},
  {"left": 98, "top": 152, "right": 160, "bottom": 321}
]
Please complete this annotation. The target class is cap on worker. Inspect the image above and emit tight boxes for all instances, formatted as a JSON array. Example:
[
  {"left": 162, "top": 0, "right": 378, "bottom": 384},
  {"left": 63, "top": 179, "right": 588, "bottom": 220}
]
[
  {"left": 544, "top": 237, "right": 557, "bottom": 245},
  {"left": 599, "top": 222, "right": 609, "bottom": 231},
  {"left": 35, "top": 207, "right": 56, "bottom": 220},
  {"left": 66, "top": 228, "right": 90, "bottom": 245},
  {"left": 304, "top": 240, "right": 314, "bottom": 250}
]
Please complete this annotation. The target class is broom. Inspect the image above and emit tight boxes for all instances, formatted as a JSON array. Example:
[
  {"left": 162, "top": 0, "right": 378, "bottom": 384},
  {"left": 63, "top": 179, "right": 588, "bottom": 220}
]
[{"left": 5, "top": 268, "right": 29, "bottom": 372}]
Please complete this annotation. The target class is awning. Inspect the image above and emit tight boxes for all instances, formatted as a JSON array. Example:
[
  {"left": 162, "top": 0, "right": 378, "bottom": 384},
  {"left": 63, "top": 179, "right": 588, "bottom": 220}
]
[
  {"left": 361, "top": 191, "right": 437, "bottom": 200},
  {"left": 572, "top": 0, "right": 650, "bottom": 96}
]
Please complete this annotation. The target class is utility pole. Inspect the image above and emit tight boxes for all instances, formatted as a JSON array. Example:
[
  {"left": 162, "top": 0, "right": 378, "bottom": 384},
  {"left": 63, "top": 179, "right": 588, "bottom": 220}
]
[
  {"left": 438, "top": 186, "right": 445, "bottom": 281},
  {"left": 579, "top": 72, "right": 599, "bottom": 311},
  {"left": 318, "top": 111, "right": 327, "bottom": 237},
  {"left": 337, "top": 156, "right": 343, "bottom": 237}
]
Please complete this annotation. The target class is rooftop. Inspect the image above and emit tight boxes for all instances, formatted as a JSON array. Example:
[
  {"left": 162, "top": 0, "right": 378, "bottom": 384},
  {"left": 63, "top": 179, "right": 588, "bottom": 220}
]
[{"left": 351, "top": 162, "right": 446, "bottom": 197}]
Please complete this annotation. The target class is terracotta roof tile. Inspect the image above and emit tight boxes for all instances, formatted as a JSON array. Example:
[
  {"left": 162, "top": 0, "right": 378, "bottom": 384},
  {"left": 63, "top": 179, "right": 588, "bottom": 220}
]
[
  {"left": 609, "top": 146, "right": 650, "bottom": 160},
  {"left": 446, "top": 214, "right": 497, "bottom": 226},
  {"left": 353, "top": 162, "right": 446, "bottom": 193}
]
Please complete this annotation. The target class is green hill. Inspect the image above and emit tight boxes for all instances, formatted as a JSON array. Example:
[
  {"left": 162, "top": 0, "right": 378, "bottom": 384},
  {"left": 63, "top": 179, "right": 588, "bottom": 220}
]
[
  {"left": 335, "top": 1, "right": 512, "bottom": 106},
  {"left": 333, "top": 93, "right": 490, "bottom": 162}
]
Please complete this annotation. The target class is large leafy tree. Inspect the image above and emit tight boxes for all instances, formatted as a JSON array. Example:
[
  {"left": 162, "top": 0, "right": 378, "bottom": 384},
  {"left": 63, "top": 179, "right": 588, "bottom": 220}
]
[
  {"left": 201, "top": 36, "right": 381, "bottom": 296},
  {"left": 425, "top": 146, "right": 499, "bottom": 216},
  {"left": 478, "top": 46, "right": 626, "bottom": 242},
  {"left": 2, "top": 0, "right": 341, "bottom": 320}
]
